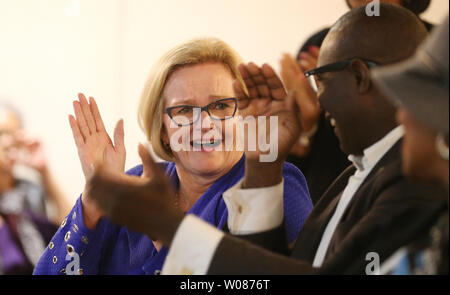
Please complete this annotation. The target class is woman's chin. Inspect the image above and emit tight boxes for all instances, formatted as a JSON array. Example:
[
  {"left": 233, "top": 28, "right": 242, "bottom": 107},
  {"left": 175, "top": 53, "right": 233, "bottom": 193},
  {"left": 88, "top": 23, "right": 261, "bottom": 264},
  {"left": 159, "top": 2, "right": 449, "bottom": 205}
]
[
  {"left": 183, "top": 153, "right": 226, "bottom": 174},
  {"left": 189, "top": 160, "right": 224, "bottom": 175},
  {"left": 175, "top": 149, "right": 243, "bottom": 176}
]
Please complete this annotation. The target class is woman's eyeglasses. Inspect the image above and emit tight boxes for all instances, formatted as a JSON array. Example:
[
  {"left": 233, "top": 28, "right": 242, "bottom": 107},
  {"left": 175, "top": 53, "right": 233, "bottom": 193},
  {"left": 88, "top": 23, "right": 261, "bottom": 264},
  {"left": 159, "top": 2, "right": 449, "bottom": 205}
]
[
  {"left": 304, "top": 58, "right": 378, "bottom": 93},
  {"left": 165, "top": 97, "right": 238, "bottom": 127}
]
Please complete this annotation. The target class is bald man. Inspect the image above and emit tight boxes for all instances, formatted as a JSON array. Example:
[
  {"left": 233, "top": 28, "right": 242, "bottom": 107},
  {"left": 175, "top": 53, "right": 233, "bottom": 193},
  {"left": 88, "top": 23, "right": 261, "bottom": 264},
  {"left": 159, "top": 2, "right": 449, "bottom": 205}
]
[
  {"left": 71, "top": 4, "right": 447, "bottom": 275},
  {"left": 299, "top": 0, "right": 433, "bottom": 56},
  {"left": 289, "top": 0, "right": 433, "bottom": 205},
  {"left": 190, "top": 4, "right": 446, "bottom": 274}
]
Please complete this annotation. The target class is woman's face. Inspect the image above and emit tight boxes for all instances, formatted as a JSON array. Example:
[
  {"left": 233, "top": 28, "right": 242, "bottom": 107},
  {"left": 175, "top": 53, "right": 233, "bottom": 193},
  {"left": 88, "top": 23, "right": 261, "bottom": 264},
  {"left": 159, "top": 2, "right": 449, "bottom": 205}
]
[{"left": 162, "top": 62, "right": 243, "bottom": 177}]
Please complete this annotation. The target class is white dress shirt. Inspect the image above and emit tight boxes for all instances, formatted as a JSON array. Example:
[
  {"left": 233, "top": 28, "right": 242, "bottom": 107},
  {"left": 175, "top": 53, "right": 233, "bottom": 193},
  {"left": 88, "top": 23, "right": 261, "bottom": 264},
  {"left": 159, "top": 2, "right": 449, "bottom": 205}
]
[
  {"left": 312, "top": 126, "right": 404, "bottom": 267},
  {"left": 162, "top": 179, "right": 284, "bottom": 275},
  {"left": 162, "top": 126, "right": 404, "bottom": 274}
]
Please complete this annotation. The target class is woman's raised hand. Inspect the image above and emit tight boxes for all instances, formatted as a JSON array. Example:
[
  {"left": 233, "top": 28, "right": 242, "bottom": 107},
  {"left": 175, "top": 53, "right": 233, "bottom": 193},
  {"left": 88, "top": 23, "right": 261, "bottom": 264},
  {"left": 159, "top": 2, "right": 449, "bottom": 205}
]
[{"left": 68, "top": 93, "right": 126, "bottom": 228}]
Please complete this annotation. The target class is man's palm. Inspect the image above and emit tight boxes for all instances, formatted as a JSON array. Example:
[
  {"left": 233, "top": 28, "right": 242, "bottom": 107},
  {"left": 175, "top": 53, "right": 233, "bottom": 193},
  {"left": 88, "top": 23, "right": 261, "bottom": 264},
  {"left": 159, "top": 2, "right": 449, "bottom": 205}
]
[{"left": 234, "top": 63, "right": 302, "bottom": 163}]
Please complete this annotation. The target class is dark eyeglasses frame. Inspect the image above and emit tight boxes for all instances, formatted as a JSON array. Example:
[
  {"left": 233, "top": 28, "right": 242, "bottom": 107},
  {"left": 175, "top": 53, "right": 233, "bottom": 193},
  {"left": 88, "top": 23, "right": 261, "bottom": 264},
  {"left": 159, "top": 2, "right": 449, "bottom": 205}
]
[
  {"left": 165, "top": 97, "right": 238, "bottom": 127},
  {"left": 304, "top": 58, "right": 379, "bottom": 92}
]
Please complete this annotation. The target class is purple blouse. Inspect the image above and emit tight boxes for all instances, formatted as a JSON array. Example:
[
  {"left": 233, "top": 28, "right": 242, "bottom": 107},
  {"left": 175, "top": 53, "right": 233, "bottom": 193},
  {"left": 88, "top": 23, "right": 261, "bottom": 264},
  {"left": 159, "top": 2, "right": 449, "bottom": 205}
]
[{"left": 33, "top": 157, "right": 312, "bottom": 275}]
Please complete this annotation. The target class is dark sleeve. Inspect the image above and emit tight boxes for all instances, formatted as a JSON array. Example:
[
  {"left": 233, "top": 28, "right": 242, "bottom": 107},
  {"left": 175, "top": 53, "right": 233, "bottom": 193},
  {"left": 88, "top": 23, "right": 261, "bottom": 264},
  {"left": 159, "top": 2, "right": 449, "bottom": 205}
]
[
  {"left": 317, "top": 186, "right": 446, "bottom": 274},
  {"left": 209, "top": 181, "right": 446, "bottom": 275},
  {"left": 222, "top": 222, "right": 290, "bottom": 256},
  {"left": 207, "top": 232, "right": 315, "bottom": 275}
]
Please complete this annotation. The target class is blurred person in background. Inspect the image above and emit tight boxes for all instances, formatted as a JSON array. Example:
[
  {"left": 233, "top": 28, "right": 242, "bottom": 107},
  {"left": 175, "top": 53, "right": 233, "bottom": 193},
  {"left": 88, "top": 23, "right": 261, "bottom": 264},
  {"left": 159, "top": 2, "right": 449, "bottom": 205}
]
[
  {"left": 282, "top": 0, "right": 434, "bottom": 203},
  {"left": 372, "top": 15, "right": 449, "bottom": 274},
  {"left": 0, "top": 102, "right": 71, "bottom": 274}
]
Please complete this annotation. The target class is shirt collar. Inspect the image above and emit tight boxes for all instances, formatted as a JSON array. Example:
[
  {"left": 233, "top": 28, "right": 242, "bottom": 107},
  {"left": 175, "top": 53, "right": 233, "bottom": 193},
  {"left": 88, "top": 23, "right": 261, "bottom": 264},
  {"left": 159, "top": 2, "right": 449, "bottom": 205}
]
[{"left": 349, "top": 126, "right": 404, "bottom": 171}]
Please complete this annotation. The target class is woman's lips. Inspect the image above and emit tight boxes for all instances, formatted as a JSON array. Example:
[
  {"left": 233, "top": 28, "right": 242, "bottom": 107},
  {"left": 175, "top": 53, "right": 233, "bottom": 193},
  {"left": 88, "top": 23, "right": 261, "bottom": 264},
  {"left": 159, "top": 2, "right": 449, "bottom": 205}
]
[{"left": 191, "top": 139, "right": 222, "bottom": 152}]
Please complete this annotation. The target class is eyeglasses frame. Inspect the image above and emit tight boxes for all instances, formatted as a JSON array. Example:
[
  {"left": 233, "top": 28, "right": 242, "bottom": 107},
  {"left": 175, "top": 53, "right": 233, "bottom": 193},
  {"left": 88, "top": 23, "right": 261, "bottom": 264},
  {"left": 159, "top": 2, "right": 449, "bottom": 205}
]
[
  {"left": 165, "top": 97, "right": 238, "bottom": 127},
  {"left": 304, "top": 58, "right": 379, "bottom": 92}
]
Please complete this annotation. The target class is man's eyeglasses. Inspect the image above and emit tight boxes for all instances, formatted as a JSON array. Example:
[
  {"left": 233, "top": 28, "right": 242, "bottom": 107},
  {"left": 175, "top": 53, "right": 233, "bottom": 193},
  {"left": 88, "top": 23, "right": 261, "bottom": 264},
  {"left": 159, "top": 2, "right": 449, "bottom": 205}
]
[
  {"left": 304, "top": 58, "right": 378, "bottom": 93},
  {"left": 165, "top": 97, "right": 238, "bottom": 127}
]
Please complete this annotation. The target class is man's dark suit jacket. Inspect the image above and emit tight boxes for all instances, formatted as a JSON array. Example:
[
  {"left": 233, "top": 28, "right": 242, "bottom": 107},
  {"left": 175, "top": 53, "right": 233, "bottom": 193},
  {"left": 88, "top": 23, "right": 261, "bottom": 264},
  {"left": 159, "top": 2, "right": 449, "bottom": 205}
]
[{"left": 208, "top": 140, "right": 447, "bottom": 274}]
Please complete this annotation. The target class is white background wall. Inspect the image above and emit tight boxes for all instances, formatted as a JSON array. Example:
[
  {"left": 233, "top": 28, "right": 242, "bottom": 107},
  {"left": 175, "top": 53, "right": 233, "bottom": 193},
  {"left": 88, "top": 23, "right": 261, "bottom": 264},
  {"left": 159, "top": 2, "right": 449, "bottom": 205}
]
[{"left": 1, "top": 0, "right": 448, "bottom": 203}]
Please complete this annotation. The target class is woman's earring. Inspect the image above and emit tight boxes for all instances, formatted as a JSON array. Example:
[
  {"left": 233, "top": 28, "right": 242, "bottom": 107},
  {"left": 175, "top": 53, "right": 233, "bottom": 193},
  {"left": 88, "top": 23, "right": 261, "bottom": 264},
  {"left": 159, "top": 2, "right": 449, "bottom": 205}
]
[{"left": 435, "top": 133, "right": 449, "bottom": 161}]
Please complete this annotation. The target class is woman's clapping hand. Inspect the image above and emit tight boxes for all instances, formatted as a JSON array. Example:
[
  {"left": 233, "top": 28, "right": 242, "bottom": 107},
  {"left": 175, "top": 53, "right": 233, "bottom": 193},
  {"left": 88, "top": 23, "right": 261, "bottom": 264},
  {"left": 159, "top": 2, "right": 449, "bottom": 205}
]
[{"left": 68, "top": 93, "right": 126, "bottom": 228}]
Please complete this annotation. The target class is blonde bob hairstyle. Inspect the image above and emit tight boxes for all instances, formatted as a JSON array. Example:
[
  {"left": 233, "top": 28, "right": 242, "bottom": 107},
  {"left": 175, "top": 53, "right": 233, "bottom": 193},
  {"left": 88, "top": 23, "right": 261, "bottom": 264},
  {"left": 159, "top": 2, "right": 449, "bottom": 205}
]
[{"left": 138, "top": 37, "right": 247, "bottom": 162}]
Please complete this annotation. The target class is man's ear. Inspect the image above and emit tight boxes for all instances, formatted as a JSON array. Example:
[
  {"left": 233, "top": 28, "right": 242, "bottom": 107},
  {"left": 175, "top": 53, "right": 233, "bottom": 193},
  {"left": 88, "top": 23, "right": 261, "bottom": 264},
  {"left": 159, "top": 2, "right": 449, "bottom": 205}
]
[{"left": 349, "top": 59, "right": 372, "bottom": 94}]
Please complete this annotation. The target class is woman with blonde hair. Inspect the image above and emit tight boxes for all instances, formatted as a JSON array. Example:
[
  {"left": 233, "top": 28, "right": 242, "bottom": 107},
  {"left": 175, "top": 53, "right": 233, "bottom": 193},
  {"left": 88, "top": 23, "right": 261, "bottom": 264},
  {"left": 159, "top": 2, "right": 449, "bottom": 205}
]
[{"left": 33, "top": 37, "right": 312, "bottom": 275}]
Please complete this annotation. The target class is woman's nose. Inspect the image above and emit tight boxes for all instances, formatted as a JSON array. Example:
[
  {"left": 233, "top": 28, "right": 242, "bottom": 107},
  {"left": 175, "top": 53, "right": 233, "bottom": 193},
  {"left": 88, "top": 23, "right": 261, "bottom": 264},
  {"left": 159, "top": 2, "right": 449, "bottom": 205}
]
[{"left": 194, "top": 109, "right": 215, "bottom": 131}]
